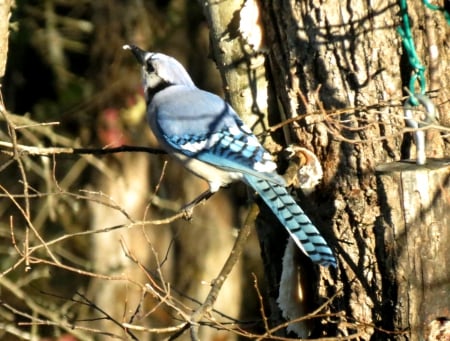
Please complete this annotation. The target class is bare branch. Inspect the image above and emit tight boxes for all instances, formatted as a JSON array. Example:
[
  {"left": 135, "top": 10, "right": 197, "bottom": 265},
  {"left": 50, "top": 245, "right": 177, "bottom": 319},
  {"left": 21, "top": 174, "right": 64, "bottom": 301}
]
[{"left": 0, "top": 140, "right": 166, "bottom": 157}]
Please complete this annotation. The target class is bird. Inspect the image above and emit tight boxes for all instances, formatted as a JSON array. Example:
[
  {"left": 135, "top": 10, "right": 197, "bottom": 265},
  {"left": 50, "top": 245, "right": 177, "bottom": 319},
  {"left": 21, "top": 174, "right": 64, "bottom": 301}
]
[{"left": 123, "top": 44, "right": 336, "bottom": 267}]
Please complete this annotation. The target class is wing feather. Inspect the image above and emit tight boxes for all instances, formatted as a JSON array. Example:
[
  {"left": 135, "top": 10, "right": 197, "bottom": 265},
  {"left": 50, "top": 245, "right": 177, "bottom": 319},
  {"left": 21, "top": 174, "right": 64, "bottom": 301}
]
[{"left": 149, "top": 85, "right": 285, "bottom": 185}]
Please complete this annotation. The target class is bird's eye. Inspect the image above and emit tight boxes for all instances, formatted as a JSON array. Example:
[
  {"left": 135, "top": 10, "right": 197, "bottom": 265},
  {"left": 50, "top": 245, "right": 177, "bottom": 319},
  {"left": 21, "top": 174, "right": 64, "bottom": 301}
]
[{"left": 146, "top": 60, "right": 155, "bottom": 73}]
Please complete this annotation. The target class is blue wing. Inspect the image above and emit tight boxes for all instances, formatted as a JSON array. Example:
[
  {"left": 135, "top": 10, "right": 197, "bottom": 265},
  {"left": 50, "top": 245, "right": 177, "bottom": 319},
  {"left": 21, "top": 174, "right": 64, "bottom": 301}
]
[{"left": 149, "top": 85, "right": 285, "bottom": 185}]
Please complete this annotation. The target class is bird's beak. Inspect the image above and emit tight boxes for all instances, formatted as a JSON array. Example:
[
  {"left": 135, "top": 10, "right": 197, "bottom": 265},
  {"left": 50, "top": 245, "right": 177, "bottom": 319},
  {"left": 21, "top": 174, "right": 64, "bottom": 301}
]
[{"left": 123, "top": 44, "right": 146, "bottom": 65}]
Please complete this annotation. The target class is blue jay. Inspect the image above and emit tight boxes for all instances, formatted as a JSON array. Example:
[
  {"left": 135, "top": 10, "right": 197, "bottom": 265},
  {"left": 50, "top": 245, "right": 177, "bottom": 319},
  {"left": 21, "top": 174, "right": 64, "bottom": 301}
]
[{"left": 123, "top": 44, "right": 336, "bottom": 267}]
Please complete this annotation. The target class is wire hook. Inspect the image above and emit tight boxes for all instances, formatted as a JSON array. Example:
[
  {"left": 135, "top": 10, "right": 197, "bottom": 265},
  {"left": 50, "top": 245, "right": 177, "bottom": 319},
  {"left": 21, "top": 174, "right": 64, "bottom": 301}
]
[{"left": 404, "top": 94, "right": 438, "bottom": 165}]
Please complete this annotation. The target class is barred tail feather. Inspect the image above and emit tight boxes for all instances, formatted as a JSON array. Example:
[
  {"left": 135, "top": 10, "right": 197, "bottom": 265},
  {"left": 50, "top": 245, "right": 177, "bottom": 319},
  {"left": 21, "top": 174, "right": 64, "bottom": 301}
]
[{"left": 244, "top": 174, "right": 336, "bottom": 267}]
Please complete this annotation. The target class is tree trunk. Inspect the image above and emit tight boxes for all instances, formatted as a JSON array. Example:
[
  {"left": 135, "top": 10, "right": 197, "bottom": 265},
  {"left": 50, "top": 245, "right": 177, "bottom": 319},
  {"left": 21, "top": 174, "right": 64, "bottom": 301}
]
[
  {"left": 206, "top": 0, "right": 449, "bottom": 339},
  {"left": 258, "top": 0, "right": 450, "bottom": 339},
  {"left": 0, "top": 0, "right": 11, "bottom": 78},
  {"left": 202, "top": 0, "right": 293, "bottom": 336},
  {"left": 376, "top": 160, "right": 450, "bottom": 339}
]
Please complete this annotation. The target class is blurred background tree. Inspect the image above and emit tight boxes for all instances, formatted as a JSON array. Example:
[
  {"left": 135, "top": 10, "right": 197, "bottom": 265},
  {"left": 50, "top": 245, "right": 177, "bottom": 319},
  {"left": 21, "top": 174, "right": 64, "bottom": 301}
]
[{"left": 1, "top": 1, "right": 257, "bottom": 340}]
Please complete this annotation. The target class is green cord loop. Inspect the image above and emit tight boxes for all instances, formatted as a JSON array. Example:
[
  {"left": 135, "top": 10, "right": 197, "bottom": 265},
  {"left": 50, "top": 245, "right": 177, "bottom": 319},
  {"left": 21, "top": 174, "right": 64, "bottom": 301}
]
[
  {"left": 398, "top": 0, "right": 445, "bottom": 164},
  {"left": 397, "top": 0, "right": 427, "bottom": 105},
  {"left": 423, "top": 0, "right": 450, "bottom": 25},
  {"left": 398, "top": 0, "right": 449, "bottom": 106}
]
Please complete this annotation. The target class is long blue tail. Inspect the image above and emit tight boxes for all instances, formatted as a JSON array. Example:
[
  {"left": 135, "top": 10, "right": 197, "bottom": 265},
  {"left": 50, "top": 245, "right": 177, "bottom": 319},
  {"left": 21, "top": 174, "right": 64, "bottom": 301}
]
[{"left": 244, "top": 174, "right": 336, "bottom": 267}]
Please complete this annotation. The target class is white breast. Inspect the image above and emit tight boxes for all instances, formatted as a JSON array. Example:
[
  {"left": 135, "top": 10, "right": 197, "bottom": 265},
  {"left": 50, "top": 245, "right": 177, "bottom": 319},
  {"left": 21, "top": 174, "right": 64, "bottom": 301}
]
[{"left": 172, "top": 152, "right": 243, "bottom": 192}]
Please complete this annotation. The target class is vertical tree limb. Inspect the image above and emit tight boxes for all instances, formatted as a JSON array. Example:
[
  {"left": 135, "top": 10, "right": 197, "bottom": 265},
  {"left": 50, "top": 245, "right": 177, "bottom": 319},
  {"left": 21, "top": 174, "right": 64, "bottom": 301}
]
[
  {"left": 200, "top": 0, "right": 272, "bottom": 138},
  {"left": 0, "top": 0, "right": 11, "bottom": 78}
]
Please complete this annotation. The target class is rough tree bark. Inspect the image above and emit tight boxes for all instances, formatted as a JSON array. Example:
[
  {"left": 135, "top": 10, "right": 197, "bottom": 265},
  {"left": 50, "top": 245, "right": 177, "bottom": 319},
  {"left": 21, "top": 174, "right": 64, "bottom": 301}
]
[
  {"left": 205, "top": 0, "right": 449, "bottom": 339},
  {"left": 0, "top": 0, "right": 12, "bottom": 78},
  {"left": 201, "top": 1, "right": 294, "bottom": 336},
  {"left": 258, "top": 0, "right": 450, "bottom": 339},
  {"left": 376, "top": 159, "right": 450, "bottom": 339}
]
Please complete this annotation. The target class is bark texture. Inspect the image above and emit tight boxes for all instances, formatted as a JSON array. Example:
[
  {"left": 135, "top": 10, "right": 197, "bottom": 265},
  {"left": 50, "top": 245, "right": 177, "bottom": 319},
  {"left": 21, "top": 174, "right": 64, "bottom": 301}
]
[
  {"left": 0, "top": 0, "right": 11, "bottom": 78},
  {"left": 202, "top": 0, "right": 274, "bottom": 139},
  {"left": 376, "top": 160, "right": 450, "bottom": 339},
  {"left": 257, "top": 0, "right": 450, "bottom": 339},
  {"left": 206, "top": 0, "right": 449, "bottom": 339}
]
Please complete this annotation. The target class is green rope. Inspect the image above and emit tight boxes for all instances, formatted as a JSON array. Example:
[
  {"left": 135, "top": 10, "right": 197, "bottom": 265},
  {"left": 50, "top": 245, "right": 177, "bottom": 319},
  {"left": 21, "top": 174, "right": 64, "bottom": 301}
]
[
  {"left": 397, "top": 0, "right": 449, "bottom": 105},
  {"left": 397, "top": 0, "right": 426, "bottom": 105},
  {"left": 397, "top": 0, "right": 446, "bottom": 164},
  {"left": 423, "top": 0, "right": 450, "bottom": 24}
]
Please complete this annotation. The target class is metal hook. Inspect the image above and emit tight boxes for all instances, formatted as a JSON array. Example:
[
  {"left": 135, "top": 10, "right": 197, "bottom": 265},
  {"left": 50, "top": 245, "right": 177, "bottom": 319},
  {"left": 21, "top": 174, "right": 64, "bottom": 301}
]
[{"left": 403, "top": 94, "right": 438, "bottom": 165}]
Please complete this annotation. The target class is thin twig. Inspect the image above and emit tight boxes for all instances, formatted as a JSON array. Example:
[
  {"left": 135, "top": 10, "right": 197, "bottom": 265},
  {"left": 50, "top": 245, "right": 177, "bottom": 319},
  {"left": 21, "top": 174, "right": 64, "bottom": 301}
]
[
  {"left": 0, "top": 183, "right": 61, "bottom": 266},
  {"left": 252, "top": 273, "right": 270, "bottom": 336},
  {"left": 74, "top": 292, "right": 140, "bottom": 341},
  {"left": 0, "top": 97, "right": 32, "bottom": 270},
  {"left": 1, "top": 191, "right": 212, "bottom": 280},
  {"left": 0, "top": 277, "right": 93, "bottom": 341},
  {"left": 0, "top": 140, "right": 166, "bottom": 156},
  {"left": 189, "top": 203, "right": 259, "bottom": 339}
]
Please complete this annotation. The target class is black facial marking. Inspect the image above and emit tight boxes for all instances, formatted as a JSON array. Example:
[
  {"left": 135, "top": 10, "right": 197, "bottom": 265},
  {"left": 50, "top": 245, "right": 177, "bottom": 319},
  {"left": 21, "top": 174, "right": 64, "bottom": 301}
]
[
  {"left": 146, "top": 59, "right": 155, "bottom": 73},
  {"left": 146, "top": 81, "right": 172, "bottom": 104}
]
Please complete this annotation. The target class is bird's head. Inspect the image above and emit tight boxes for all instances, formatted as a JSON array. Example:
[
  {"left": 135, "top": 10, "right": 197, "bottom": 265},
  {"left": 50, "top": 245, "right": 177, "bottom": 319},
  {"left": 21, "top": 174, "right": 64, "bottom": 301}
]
[{"left": 123, "top": 44, "right": 195, "bottom": 100}]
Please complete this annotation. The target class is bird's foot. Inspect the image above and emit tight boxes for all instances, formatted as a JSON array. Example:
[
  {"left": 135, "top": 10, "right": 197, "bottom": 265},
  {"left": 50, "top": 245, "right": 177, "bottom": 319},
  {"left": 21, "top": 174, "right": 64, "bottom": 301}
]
[
  {"left": 181, "top": 204, "right": 195, "bottom": 221},
  {"left": 179, "top": 189, "right": 214, "bottom": 221}
]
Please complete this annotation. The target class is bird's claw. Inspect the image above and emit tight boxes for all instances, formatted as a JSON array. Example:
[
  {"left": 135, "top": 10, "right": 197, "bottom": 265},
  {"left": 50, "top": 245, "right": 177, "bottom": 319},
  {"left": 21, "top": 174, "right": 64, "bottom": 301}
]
[{"left": 181, "top": 204, "right": 194, "bottom": 221}]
